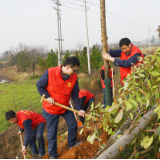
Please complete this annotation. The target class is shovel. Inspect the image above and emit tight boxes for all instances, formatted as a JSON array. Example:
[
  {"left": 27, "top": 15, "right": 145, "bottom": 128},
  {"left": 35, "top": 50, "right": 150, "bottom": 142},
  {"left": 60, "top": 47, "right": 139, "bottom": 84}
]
[
  {"left": 40, "top": 94, "right": 99, "bottom": 121},
  {"left": 69, "top": 99, "right": 83, "bottom": 128},
  {"left": 19, "top": 134, "right": 26, "bottom": 159}
]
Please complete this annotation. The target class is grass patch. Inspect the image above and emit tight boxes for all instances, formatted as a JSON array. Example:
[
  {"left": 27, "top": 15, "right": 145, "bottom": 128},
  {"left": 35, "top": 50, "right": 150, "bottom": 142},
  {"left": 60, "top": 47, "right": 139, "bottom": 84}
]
[
  {"left": 0, "top": 79, "right": 42, "bottom": 133},
  {"left": 28, "top": 74, "right": 42, "bottom": 80}
]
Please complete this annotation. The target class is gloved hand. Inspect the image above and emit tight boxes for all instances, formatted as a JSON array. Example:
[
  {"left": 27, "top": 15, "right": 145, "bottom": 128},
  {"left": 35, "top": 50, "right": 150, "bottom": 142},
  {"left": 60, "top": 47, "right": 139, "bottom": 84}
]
[
  {"left": 22, "top": 146, "right": 27, "bottom": 154},
  {"left": 47, "top": 97, "right": 55, "bottom": 105},
  {"left": 78, "top": 110, "right": 85, "bottom": 117},
  {"left": 18, "top": 131, "right": 22, "bottom": 135}
]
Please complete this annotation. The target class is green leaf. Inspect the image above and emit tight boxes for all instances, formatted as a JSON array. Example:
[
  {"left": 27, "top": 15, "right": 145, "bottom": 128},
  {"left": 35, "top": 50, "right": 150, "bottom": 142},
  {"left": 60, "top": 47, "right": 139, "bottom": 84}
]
[
  {"left": 125, "top": 101, "right": 133, "bottom": 111},
  {"left": 115, "top": 109, "right": 123, "bottom": 123},
  {"left": 108, "top": 128, "right": 112, "bottom": 135},
  {"left": 128, "top": 98, "right": 137, "bottom": 110},
  {"left": 154, "top": 105, "right": 160, "bottom": 113},
  {"left": 151, "top": 72, "right": 160, "bottom": 76},
  {"left": 146, "top": 100, "right": 150, "bottom": 108},
  {"left": 95, "top": 102, "right": 101, "bottom": 108},
  {"left": 135, "top": 152, "right": 139, "bottom": 159},
  {"left": 129, "top": 113, "right": 133, "bottom": 120},
  {"left": 155, "top": 126, "right": 160, "bottom": 135},
  {"left": 88, "top": 133, "right": 96, "bottom": 143},
  {"left": 91, "top": 102, "right": 94, "bottom": 110},
  {"left": 87, "top": 135, "right": 91, "bottom": 141},
  {"left": 116, "top": 135, "right": 122, "bottom": 141},
  {"left": 107, "top": 104, "right": 119, "bottom": 113},
  {"left": 79, "top": 128, "right": 83, "bottom": 135},
  {"left": 124, "top": 81, "right": 128, "bottom": 90},
  {"left": 131, "top": 138, "right": 137, "bottom": 144},
  {"left": 138, "top": 73, "right": 145, "bottom": 77},
  {"left": 156, "top": 77, "right": 160, "bottom": 81},
  {"left": 140, "top": 136, "right": 153, "bottom": 149}
]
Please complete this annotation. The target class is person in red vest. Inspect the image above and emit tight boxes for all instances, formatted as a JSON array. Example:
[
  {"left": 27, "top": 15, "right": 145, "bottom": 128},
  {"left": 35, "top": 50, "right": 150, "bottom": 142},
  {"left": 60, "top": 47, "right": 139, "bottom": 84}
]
[
  {"left": 101, "top": 37, "right": 144, "bottom": 85},
  {"left": 79, "top": 89, "right": 95, "bottom": 124},
  {"left": 5, "top": 110, "right": 45, "bottom": 159},
  {"left": 36, "top": 56, "right": 85, "bottom": 159},
  {"left": 100, "top": 65, "right": 113, "bottom": 107}
]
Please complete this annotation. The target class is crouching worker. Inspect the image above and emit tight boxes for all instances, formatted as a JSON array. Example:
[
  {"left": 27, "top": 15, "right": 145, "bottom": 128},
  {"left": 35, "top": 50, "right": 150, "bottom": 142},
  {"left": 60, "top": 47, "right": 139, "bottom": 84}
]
[
  {"left": 36, "top": 56, "right": 85, "bottom": 159},
  {"left": 79, "top": 89, "right": 95, "bottom": 124},
  {"left": 5, "top": 110, "right": 45, "bottom": 159}
]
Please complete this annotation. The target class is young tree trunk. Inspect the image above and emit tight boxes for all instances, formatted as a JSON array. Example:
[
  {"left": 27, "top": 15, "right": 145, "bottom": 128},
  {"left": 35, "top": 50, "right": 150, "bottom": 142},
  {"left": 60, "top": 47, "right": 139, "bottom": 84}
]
[{"left": 100, "top": 0, "right": 113, "bottom": 106}]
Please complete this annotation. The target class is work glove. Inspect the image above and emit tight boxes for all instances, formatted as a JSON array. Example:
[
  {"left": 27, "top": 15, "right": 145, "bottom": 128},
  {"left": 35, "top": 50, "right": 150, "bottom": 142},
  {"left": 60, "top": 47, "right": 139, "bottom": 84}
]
[
  {"left": 47, "top": 97, "right": 55, "bottom": 105},
  {"left": 22, "top": 146, "right": 27, "bottom": 155},
  {"left": 78, "top": 110, "right": 85, "bottom": 117}
]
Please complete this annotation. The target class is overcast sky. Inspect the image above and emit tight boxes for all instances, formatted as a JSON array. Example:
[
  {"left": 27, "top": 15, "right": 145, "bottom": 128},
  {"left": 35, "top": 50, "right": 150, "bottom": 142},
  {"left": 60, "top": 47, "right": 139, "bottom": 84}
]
[{"left": 0, "top": 0, "right": 159, "bottom": 54}]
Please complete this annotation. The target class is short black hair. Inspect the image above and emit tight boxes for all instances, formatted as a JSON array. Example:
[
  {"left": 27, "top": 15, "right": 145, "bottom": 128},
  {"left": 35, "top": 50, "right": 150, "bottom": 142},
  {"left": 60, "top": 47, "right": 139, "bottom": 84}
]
[
  {"left": 119, "top": 38, "right": 131, "bottom": 47},
  {"left": 5, "top": 110, "right": 16, "bottom": 120},
  {"left": 63, "top": 56, "right": 80, "bottom": 67}
]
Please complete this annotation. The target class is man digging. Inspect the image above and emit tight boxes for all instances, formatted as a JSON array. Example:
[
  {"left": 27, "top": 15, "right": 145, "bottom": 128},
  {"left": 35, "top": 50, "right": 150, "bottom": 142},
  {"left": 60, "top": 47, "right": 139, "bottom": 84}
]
[
  {"left": 36, "top": 56, "right": 85, "bottom": 159},
  {"left": 5, "top": 110, "right": 45, "bottom": 159}
]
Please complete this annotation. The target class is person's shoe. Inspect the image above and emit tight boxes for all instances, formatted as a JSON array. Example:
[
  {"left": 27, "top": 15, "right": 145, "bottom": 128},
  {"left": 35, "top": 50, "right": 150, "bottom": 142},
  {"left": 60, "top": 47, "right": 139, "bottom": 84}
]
[
  {"left": 49, "top": 156, "right": 58, "bottom": 159},
  {"left": 69, "top": 141, "right": 82, "bottom": 150},
  {"left": 38, "top": 154, "right": 45, "bottom": 159},
  {"left": 32, "top": 154, "right": 38, "bottom": 159}
]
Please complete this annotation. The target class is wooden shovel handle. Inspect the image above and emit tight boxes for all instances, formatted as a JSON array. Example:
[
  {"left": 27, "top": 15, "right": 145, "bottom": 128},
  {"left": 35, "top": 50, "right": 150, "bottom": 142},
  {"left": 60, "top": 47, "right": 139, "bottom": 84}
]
[
  {"left": 19, "top": 134, "right": 26, "bottom": 159},
  {"left": 43, "top": 98, "right": 99, "bottom": 121}
]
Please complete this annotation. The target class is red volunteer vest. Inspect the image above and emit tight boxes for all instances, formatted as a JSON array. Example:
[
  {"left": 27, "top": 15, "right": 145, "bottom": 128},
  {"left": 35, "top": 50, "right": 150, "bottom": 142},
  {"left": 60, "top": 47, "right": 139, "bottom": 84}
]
[
  {"left": 120, "top": 44, "right": 144, "bottom": 85},
  {"left": 16, "top": 110, "right": 45, "bottom": 130},
  {"left": 100, "top": 65, "right": 113, "bottom": 88},
  {"left": 79, "top": 89, "right": 95, "bottom": 105},
  {"left": 43, "top": 65, "right": 78, "bottom": 114}
]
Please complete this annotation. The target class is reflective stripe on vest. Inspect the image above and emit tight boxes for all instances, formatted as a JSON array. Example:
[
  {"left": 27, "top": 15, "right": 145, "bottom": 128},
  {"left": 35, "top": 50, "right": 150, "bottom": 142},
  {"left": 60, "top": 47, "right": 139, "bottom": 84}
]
[
  {"left": 120, "top": 44, "right": 144, "bottom": 85},
  {"left": 17, "top": 110, "right": 45, "bottom": 129},
  {"left": 43, "top": 65, "right": 78, "bottom": 115},
  {"left": 79, "top": 89, "right": 95, "bottom": 105}
]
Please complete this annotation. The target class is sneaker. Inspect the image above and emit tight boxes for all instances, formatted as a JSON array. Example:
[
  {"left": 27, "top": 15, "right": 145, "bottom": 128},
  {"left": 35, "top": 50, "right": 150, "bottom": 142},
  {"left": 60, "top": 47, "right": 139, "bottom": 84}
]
[
  {"left": 69, "top": 141, "right": 82, "bottom": 150},
  {"left": 49, "top": 156, "right": 58, "bottom": 159}
]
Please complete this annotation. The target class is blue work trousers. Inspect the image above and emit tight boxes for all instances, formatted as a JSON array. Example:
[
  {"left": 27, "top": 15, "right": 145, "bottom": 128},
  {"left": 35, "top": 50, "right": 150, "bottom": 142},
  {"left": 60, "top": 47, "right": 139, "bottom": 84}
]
[
  {"left": 29, "top": 122, "right": 45, "bottom": 155},
  {"left": 42, "top": 108, "right": 77, "bottom": 157}
]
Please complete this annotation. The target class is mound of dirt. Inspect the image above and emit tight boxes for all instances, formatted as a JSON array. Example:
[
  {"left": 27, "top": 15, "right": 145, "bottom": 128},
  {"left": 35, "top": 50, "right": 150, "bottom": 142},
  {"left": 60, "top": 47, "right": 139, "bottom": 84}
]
[{"left": 43, "top": 126, "right": 110, "bottom": 159}]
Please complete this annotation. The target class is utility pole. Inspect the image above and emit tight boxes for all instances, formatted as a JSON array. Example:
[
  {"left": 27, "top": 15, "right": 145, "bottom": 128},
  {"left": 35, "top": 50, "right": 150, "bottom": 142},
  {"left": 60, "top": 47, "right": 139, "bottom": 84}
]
[
  {"left": 100, "top": 0, "right": 112, "bottom": 106},
  {"left": 56, "top": 0, "right": 61, "bottom": 66},
  {"left": 149, "top": 26, "right": 151, "bottom": 53},
  {"left": 84, "top": 0, "right": 91, "bottom": 74}
]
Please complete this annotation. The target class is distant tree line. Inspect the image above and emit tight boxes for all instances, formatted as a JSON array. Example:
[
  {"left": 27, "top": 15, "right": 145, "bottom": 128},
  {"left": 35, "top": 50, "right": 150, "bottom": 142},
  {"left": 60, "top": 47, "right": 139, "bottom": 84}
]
[{"left": 38, "top": 45, "right": 104, "bottom": 73}]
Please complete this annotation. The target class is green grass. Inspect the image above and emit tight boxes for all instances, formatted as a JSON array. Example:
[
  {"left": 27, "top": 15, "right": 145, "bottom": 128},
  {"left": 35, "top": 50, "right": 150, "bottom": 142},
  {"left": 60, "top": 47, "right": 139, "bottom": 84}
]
[
  {"left": 0, "top": 73, "right": 100, "bottom": 133},
  {"left": 0, "top": 79, "right": 42, "bottom": 133}
]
